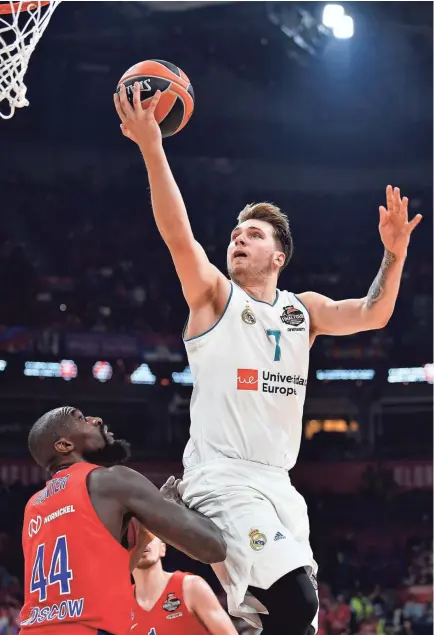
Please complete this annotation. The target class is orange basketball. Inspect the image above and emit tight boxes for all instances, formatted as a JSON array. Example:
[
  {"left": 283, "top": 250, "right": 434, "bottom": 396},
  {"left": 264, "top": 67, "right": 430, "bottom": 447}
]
[{"left": 117, "top": 59, "right": 194, "bottom": 138}]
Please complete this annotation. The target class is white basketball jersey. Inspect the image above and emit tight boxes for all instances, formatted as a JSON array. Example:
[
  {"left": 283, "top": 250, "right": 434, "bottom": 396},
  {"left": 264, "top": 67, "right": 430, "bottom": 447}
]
[{"left": 183, "top": 282, "right": 310, "bottom": 471}]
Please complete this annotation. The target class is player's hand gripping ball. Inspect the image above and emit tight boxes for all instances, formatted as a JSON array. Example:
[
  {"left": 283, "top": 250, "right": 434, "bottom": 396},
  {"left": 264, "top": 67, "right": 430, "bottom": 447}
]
[{"left": 115, "top": 59, "right": 194, "bottom": 140}]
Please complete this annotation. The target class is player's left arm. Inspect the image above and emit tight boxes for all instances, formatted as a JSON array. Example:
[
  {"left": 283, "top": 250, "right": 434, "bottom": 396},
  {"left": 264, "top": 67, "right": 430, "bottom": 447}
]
[
  {"left": 183, "top": 575, "right": 238, "bottom": 635},
  {"left": 299, "top": 185, "right": 422, "bottom": 338}
]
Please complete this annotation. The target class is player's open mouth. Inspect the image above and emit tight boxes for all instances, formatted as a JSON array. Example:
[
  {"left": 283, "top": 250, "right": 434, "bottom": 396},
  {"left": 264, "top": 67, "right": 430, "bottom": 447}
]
[{"left": 233, "top": 250, "right": 247, "bottom": 259}]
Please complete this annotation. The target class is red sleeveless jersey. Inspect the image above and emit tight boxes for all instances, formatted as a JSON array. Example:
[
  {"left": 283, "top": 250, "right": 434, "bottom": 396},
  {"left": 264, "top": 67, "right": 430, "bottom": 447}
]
[
  {"left": 20, "top": 462, "right": 132, "bottom": 635},
  {"left": 131, "top": 571, "right": 207, "bottom": 635}
]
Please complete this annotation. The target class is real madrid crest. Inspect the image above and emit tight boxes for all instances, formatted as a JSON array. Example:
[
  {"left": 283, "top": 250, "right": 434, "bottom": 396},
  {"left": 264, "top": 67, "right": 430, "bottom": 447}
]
[
  {"left": 242, "top": 306, "right": 256, "bottom": 325},
  {"left": 249, "top": 528, "right": 267, "bottom": 551}
]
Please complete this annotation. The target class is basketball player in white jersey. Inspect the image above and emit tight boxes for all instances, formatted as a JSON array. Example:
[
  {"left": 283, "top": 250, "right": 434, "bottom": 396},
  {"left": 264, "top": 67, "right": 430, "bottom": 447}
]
[{"left": 114, "top": 85, "right": 422, "bottom": 634}]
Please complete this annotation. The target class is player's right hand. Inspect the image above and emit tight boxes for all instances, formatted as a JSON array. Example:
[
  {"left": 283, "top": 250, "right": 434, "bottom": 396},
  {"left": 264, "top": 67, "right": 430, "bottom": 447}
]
[
  {"left": 114, "top": 82, "right": 162, "bottom": 156},
  {"left": 160, "top": 475, "right": 184, "bottom": 506}
]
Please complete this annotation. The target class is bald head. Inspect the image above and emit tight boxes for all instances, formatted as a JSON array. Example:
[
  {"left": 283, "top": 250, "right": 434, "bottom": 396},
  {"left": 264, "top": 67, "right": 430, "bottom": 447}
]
[
  {"left": 28, "top": 406, "right": 77, "bottom": 470},
  {"left": 28, "top": 406, "right": 131, "bottom": 473}
]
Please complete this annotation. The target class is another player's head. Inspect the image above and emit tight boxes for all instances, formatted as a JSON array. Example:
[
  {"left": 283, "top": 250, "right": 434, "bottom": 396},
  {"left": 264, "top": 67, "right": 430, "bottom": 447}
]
[
  {"left": 28, "top": 406, "right": 131, "bottom": 473},
  {"left": 134, "top": 537, "right": 166, "bottom": 572},
  {"left": 227, "top": 202, "right": 293, "bottom": 286}
]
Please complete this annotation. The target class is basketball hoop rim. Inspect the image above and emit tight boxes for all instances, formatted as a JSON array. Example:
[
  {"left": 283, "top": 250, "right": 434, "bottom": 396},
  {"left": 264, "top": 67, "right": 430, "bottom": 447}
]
[{"left": 0, "top": 0, "right": 50, "bottom": 14}]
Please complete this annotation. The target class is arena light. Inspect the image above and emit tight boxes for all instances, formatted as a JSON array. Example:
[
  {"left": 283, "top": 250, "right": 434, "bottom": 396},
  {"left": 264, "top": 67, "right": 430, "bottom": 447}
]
[
  {"left": 24, "top": 360, "right": 77, "bottom": 381},
  {"left": 333, "top": 15, "right": 354, "bottom": 39},
  {"left": 92, "top": 361, "right": 113, "bottom": 383},
  {"left": 316, "top": 369, "right": 375, "bottom": 381},
  {"left": 305, "top": 418, "right": 359, "bottom": 439},
  {"left": 388, "top": 365, "right": 434, "bottom": 384},
  {"left": 130, "top": 364, "right": 156, "bottom": 386},
  {"left": 322, "top": 4, "right": 354, "bottom": 39},
  {"left": 322, "top": 4, "right": 344, "bottom": 28},
  {"left": 172, "top": 366, "right": 193, "bottom": 386},
  {"left": 0, "top": 360, "right": 6, "bottom": 371}
]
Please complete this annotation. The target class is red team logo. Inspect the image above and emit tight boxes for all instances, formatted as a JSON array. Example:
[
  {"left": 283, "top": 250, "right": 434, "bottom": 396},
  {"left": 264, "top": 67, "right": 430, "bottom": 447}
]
[{"left": 237, "top": 369, "right": 258, "bottom": 391}]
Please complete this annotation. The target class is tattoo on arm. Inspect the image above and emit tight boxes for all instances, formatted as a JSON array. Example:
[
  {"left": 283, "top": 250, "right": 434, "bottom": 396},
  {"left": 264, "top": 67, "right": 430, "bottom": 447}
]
[{"left": 366, "top": 250, "right": 397, "bottom": 308}]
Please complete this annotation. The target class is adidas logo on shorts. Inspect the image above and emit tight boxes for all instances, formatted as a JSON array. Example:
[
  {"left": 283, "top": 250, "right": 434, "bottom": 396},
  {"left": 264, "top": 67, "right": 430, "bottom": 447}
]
[{"left": 274, "top": 531, "right": 286, "bottom": 541}]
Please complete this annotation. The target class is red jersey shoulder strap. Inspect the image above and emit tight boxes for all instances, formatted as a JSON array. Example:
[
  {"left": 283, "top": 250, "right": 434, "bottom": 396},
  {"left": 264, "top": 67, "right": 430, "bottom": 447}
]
[
  {"left": 167, "top": 571, "right": 189, "bottom": 598},
  {"left": 158, "top": 571, "right": 190, "bottom": 613}
]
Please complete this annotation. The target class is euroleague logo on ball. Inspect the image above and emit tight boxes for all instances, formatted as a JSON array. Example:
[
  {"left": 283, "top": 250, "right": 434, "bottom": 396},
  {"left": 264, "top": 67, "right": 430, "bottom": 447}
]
[
  {"left": 125, "top": 78, "right": 152, "bottom": 96},
  {"left": 117, "top": 59, "right": 195, "bottom": 138}
]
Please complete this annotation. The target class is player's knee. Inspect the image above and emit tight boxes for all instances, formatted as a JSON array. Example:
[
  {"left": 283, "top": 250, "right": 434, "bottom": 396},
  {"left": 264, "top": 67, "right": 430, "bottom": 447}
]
[{"left": 274, "top": 568, "right": 318, "bottom": 625}]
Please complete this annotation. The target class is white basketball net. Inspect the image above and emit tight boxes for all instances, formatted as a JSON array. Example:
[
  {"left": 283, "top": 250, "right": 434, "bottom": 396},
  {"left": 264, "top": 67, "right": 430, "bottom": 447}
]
[{"left": 0, "top": 0, "right": 61, "bottom": 119}]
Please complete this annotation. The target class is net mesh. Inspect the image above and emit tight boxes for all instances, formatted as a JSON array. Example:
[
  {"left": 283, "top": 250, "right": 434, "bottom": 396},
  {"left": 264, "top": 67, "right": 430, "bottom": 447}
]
[{"left": 0, "top": 0, "right": 61, "bottom": 119}]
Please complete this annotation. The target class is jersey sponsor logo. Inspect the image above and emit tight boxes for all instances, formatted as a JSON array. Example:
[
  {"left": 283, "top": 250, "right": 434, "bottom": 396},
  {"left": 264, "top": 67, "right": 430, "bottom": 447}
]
[
  {"left": 162, "top": 592, "right": 181, "bottom": 612},
  {"left": 262, "top": 371, "right": 307, "bottom": 396},
  {"left": 28, "top": 516, "right": 42, "bottom": 537},
  {"left": 166, "top": 612, "right": 183, "bottom": 620},
  {"left": 241, "top": 306, "right": 256, "bottom": 325},
  {"left": 237, "top": 368, "right": 258, "bottom": 391},
  {"left": 249, "top": 528, "right": 267, "bottom": 551},
  {"left": 44, "top": 505, "right": 76, "bottom": 525},
  {"left": 274, "top": 531, "right": 286, "bottom": 541},
  {"left": 33, "top": 475, "right": 70, "bottom": 506},
  {"left": 237, "top": 369, "right": 307, "bottom": 395},
  {"left": 20, "top": 598, "right": 84, "bottom": 626},
  {"left": 280, "top": 305, "right": 305, "bottom": 330}
]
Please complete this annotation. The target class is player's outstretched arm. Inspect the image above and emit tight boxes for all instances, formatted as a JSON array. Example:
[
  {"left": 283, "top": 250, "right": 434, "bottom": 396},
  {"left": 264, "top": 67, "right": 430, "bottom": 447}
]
[
  {"left": 114, "top": 83, "right": 229, "bottom": 311},
  {"left": 299, "top": 185, "right": 422, "bottom": 338},
  {"left": 183, "top": 575, "right": 238, "bottom": 634},
  {"left": 89, "top": 465, "right": 226, "bottom": 564}
]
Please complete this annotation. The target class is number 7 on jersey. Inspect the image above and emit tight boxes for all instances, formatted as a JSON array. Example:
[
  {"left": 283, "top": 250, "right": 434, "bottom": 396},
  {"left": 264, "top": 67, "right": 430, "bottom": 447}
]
[{"left": 266, "top": 329, "right": 281, "bottom": 361}]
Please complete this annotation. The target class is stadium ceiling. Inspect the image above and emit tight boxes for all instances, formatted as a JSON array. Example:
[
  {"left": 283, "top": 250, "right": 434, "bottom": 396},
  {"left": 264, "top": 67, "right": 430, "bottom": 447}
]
[{"left": 140, "top": 1, "right": 238, "bottom": 10}]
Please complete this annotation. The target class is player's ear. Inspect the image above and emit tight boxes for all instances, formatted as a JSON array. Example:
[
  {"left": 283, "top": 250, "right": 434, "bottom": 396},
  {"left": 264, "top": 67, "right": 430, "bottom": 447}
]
[
  {"left": 275, "top": 251, "right": 285, "bottom": 268},
  {"left": 54, "top": 438, "right": 74, "bottom": 455},
  {"left": 160, "top": 542, "right": 167, "bottom": 558}
]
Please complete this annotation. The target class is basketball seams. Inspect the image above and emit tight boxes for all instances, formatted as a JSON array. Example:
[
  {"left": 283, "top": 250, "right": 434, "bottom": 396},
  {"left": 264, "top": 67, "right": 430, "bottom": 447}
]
[
  {"left": 119, "top": 61, "right": 188, "bottom": 89},
  {"left": 148, "top": 58, "right": 182, "bottom": 79},
  {"left": 154, "top": 90, "right": 177, "bottom": 126}
]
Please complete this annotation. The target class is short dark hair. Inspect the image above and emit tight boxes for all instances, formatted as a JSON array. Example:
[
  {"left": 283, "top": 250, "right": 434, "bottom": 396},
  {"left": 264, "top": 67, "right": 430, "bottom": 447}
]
[
  {"left": 28, "top": 406, "right": 76, "bottom": 470},
  {"left": 237, "top": 202, "right": 293, "bottom": 270}
]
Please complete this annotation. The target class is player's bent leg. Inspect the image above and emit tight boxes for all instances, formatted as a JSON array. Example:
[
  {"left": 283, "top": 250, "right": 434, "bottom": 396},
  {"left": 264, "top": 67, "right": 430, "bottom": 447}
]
[{"left": 248, "top": 567, "right": 318, "bottom": 635}]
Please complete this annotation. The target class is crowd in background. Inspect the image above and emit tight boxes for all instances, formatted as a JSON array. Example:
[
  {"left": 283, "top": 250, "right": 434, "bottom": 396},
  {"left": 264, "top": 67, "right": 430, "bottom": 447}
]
[{"left": 1, "top": 173, "right": 432, "bottom": 367}]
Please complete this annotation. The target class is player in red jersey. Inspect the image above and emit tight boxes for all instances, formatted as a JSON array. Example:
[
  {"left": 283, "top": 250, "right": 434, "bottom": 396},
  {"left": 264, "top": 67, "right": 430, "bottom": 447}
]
[
  {"left": 131, "top": 536, "right": 237, "bottom": 635},
  {"left": 20, "top": 406, "right": 226, "bottom": 635}
]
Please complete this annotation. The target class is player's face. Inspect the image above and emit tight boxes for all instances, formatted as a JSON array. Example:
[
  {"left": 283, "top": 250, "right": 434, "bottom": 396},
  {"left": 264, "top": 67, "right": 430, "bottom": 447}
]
[
  {"left": 66, "top": 409, "right": 131, "bottom": 466},
  {"left": 135, "top": 537, "right": 166, "bottom": 570},
  {"left": 227, "top": 219, "right": 284, "bottom": 284},
  {"left": 72, "top": 409, "right": 113, "bottom": 451}
]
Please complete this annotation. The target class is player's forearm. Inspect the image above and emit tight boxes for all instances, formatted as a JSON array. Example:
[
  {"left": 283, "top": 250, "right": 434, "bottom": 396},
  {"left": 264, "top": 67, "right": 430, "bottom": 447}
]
[
  {"left": 362, "top": 249, "right": 406, "bottom": 326},
  {"left": 170, "top": 507, "right": 227, "bottom": 564},
  {"left": 141, "top": 145, "right": 194, "bottom": 247}
]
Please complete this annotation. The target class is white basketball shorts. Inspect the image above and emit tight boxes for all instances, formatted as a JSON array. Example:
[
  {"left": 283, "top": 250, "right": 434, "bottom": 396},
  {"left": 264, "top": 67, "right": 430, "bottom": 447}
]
[{"left": 180, "top": 457, "right": 318, "bottom": 631}]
